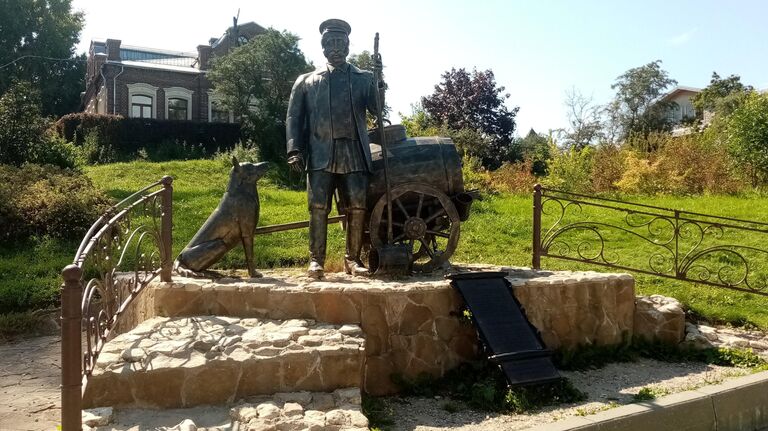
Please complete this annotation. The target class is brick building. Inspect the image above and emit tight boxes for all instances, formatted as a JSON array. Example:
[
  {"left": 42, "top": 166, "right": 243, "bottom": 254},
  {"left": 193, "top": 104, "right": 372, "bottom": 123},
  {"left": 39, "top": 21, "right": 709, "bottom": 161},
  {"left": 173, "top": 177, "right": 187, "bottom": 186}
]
[{"left": 81, "top": 22, "right": 265, "bottom": 122}]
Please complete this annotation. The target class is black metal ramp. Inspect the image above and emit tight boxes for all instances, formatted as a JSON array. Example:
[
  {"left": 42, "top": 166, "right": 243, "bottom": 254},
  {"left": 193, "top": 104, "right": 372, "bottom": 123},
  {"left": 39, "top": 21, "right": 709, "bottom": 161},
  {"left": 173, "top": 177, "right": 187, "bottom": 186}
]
[{"left": 449, "top": 271, "right": 561, "bottom": 386}]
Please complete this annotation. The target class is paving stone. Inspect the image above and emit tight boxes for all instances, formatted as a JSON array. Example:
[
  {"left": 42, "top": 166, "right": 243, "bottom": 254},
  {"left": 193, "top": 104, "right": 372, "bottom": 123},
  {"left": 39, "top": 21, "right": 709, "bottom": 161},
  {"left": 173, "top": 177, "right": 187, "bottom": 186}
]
[{"left": 83, "top": 316, "right": 365, "bottom": 408}]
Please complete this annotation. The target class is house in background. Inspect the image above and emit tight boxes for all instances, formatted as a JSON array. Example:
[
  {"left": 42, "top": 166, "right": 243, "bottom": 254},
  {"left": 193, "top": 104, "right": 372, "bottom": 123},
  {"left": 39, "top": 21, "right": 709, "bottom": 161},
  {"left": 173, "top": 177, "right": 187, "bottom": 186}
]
[
  {"left": 658, "top": 86, "right": 701, "bottom": 135},
  {"left": 81, "top": 22, "right": 265, "bottom": 122}
]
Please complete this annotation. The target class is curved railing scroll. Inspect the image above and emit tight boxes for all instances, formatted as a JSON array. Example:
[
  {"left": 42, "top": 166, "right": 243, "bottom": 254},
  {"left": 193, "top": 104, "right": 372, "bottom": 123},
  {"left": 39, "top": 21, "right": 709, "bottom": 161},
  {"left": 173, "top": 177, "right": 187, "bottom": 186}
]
[
  {"left": 61, "top": 176, "right": 173, "bottom": 431},
  {"left": 532, "top": 184, "right": 768, "bottom": 297}
]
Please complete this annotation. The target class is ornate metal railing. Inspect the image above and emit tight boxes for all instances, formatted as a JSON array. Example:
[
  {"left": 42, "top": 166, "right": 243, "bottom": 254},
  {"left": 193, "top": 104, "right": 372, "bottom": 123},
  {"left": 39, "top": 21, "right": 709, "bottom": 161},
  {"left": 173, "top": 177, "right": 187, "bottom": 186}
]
[
  {"left": 532, "top": 184, "right": 768, "bottom": 296},
  {"left": 60, "top": 176, "right": 173, "bottom": 431}
]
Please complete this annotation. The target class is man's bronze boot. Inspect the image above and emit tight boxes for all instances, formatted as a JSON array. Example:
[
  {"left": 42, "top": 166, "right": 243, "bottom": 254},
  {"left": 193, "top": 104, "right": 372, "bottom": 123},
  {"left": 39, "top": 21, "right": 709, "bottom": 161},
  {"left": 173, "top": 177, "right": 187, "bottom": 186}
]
[
  {"left": 344, "top": 209, "right": 369, "bottom": 276},
  {"left": 308, "top": 209, "right": 327, "bottom": 279}
]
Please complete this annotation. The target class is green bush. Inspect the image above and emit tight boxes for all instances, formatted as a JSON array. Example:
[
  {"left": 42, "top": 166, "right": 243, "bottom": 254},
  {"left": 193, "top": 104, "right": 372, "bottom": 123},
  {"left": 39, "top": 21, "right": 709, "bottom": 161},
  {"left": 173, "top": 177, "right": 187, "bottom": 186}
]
[
  {"left": 544, "top": 145, "right": 594, "bottom": 193},
  {"left": 78, "top": 129, "right": 117, "bottom": 164},
  {"left": 722, "top": 92, "right": 768, "bottom": 186},
  {"left": 613, "top": 133, "right": 743, "bottom": 195},
  {"left": 0, "top": 81, "right": 78, "bottom": 169},
  {"left": 0, "top": 164, "right": 111, "bottom": 241},
  {"left": 54, "top": 112, "right": 242, "bottom": 162}
]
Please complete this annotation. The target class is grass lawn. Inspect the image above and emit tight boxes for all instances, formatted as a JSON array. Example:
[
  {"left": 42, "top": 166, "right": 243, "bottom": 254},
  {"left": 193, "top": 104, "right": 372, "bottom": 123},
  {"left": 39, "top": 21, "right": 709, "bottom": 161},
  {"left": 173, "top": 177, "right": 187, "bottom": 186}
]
[{"left": 3, "top": 158, "right": 768, "bottom": 331}]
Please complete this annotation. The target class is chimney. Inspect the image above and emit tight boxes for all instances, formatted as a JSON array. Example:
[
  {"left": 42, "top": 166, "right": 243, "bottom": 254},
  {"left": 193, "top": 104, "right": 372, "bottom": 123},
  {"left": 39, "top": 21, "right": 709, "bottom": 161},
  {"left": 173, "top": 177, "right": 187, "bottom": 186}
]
[
  {"left": 106, "top": 39, "right": 121, "bottom": 61},
  {"left": 197, "top": 44, "right": 213, "bottom": 70}
]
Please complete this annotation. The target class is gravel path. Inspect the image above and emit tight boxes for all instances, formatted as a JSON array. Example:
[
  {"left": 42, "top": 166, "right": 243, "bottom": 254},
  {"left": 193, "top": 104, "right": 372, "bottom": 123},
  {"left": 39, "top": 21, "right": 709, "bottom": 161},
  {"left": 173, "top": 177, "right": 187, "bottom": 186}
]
[
  {"left": 378, "top": 359, "right": 750, "bottom": 431},
  {"left": 0, "top": 336, "right": 756, "bottom": 431}
]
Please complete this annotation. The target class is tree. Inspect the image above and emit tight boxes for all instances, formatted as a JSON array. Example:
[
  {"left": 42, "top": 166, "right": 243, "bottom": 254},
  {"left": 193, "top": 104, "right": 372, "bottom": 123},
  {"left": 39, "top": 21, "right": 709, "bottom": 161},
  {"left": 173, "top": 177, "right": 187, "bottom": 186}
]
[
  {"left": 722, "top": 92, "right": 768, "bottom": 186},
  {"left": 208, "top": 28, "right": 313, "bottom": 162},
  {"left": 692, "top": 72, "right": 753, "bottom": 118},
  {"left": 608, "top": 60, "right": 677, "bottom": 141},
  {"left": 519, "top": 128, "right": 550, "bottom": 175},
  {"left": 421, "top": 68, "right": 519, "bottom": 170},
  {"left": 0, "top": 0, "right": 85, "bottom": 116},
  {"left": 348, "top": 50, "right": 389, "bottom": 119},
  {"left": 560, "top": 88, "right": 603, "bottom": 150}
]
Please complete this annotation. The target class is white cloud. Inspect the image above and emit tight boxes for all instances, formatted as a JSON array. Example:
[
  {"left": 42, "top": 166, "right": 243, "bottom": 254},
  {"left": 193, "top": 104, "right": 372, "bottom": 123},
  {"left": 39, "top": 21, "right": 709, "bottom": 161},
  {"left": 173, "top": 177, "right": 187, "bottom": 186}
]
[{"left": 667, "top": 29, "right": 697, "bottom": 46}]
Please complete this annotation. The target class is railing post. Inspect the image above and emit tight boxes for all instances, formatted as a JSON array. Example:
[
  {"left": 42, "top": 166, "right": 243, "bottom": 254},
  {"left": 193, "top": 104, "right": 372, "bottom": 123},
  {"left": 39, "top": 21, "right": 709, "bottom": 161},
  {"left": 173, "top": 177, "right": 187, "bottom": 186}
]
[
  {"left": 160, "top": 175, "right": 173, "bottom": 282},
  {"left": 532, "top": 184, "right": 542, "bottom": 270},
  {"left": 61, "top": 264, "right": 83, "bottom": 431}
]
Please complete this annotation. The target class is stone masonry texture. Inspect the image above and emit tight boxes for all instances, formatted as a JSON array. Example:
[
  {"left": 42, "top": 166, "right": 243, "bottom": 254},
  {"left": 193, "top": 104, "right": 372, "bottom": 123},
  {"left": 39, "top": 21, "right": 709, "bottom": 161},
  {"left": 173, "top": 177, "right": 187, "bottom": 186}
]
[
  {"left": 113, "top": 267, "right": 636, "bottom": 395},
  {"left": 83, "top": 316, "right": 364, "bottom": 408}
]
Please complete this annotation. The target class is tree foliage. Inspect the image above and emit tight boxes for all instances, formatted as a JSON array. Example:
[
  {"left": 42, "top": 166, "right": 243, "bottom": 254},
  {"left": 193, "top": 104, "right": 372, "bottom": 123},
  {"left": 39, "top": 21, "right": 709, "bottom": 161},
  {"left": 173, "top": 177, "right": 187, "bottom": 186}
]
[
  {"left": 692, "top": 72, "right": 753, "bottom": 118},
  {"left": 208, "top": 28, "right": 312, "bottom": 161},
  {"left": 607, "top": 60, "right": 677, "bottom": 141},
  {"left": 348, "top": 50, "right": 389, "bottom": 118},
  {"left": 421, "top": 68, "right": 519, "bottom": 170},
  {"left": 0, "top": 0, "right": 85, "bottom": 116},
  {"left": 560, "top": 88, "right": 603, "bottom": 150},
  {"left": 0, "top": 81, "right": 49, "bottom": 165},
  {"left": 722, "top": 92, "right": 768, "bottom": 186},
  {"left": 519, "top": 129, "right": 550, "bottom": 175},
  {"left": 0, "top": 81, "right": 78, "bottom": 167}
]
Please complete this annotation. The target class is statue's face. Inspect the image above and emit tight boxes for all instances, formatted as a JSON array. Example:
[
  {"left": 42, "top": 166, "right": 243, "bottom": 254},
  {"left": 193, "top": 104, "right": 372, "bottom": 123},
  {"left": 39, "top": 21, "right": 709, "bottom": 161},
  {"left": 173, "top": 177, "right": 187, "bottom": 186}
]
[{"left": 322, "top": 32, "right": 349, "bottom": 67}]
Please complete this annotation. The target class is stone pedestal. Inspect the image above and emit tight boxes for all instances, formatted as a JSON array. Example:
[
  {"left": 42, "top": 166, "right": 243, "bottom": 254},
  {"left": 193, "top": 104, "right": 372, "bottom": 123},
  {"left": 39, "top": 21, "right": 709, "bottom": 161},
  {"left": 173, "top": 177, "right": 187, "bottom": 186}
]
[
  {"left": 507, "top": 269, "right": 636, "bottom": 349},
  {"left": 112, "top": 267, "right": 637, "bottom": 395}
]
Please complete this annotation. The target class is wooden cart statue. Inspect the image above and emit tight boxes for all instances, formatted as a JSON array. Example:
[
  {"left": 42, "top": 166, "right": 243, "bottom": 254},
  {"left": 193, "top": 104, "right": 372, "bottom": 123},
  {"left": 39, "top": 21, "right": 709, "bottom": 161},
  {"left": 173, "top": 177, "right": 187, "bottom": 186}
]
[{"left": 361, "top": 124, "right": 473, "bottom": 274}]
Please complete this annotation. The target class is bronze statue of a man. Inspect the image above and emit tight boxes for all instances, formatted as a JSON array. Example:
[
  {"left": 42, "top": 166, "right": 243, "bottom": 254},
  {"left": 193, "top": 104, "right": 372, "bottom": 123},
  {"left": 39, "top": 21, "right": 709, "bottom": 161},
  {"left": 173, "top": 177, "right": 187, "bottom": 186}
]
[{"left": 286, "top": 18, "right": 382, "bottom": 279}]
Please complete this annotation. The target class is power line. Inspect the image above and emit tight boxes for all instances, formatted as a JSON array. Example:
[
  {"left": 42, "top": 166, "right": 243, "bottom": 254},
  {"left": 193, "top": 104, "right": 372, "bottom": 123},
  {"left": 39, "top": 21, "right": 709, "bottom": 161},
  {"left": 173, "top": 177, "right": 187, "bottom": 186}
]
[{"left": 0, "top": 55, "right": 87, "bottom": 70}]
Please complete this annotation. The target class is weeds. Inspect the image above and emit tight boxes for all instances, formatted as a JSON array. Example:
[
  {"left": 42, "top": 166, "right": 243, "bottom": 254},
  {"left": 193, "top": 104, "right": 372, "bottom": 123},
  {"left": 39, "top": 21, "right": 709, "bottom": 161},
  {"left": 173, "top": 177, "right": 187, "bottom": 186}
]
[
  {"left": 361, "top": 395, "right": 395, "bottom": 431},
  {"left": 554, "top": 337, "right": 768, "bottom": 371},
  {"left": 392, "top": 361, "right": 586, "bottom": 414},
  {"left": 632, "top": 386, "right": 669, "bottom": 402}
]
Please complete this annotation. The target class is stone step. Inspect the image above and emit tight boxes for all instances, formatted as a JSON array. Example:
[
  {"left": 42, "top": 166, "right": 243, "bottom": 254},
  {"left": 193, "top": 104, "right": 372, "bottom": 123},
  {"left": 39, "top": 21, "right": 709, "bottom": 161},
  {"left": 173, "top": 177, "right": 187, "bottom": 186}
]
[
  {"left": 83, "top": 316, "right": 365, "bottom": 409},
  {"left": 83, "top": 388, "right": 368, "bottom": 430}
]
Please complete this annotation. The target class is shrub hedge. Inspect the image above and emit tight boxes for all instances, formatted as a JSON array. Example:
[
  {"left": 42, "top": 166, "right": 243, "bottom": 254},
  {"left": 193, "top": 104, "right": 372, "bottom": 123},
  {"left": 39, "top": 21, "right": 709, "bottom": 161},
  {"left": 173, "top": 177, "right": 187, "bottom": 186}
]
[
  {"left": 0, "top": 164, "right": 111, "bottom": 241},
  {"left": 54, "top": 113, "right": 242, "bottom": 161}
]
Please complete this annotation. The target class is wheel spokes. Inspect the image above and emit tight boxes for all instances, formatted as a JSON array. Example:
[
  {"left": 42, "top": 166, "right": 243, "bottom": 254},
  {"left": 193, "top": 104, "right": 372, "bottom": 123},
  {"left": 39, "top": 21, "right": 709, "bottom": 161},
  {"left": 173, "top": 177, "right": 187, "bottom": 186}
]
[
  {"left": 415, "top": 193, "right": 424, "bottom": 218},
  {"left": 395, "top": 198, "right": 409, "bottom": 218},
  {"left": 426, "top": 230, "right": 450, "bottom": 239},
  {"left": 424, "top": 208, "right": 446, "bottom": 224},
  {"left": 419, "top": 239, "right": 435, "bottom": 258}
]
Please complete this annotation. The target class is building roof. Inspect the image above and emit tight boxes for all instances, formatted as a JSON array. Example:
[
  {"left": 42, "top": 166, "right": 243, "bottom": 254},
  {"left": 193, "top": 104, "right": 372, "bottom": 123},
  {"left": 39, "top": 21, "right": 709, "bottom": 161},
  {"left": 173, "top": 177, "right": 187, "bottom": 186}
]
[
  {"left": 660, "top": 86, "right": 702, "bottom": 102},
  {"left": 90, "top": 39, "right": 201, "bottom": 72}
]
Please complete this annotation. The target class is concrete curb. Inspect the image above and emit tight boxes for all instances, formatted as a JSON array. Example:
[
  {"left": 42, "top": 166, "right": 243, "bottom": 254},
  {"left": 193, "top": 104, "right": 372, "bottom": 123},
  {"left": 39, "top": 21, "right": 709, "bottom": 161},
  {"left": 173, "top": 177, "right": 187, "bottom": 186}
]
[{"left": 531, "top": 370, "right": 768, "bottom": 431}]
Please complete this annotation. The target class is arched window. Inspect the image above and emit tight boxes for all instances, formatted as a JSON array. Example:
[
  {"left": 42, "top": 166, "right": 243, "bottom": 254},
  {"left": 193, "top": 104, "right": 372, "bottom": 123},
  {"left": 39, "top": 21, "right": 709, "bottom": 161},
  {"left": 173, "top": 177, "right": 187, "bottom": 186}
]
[
  {"left": 164, "top": 87, "right": 193, "bottom": 120},
  {"left": 131, "top": 95, "right": 153, "bottom": 118},
  {"left": 167, "top": 98, "right": 188, "bottom": 121},
  {"left": 127, "top": 83, "right": 158, "bottom": 119}
]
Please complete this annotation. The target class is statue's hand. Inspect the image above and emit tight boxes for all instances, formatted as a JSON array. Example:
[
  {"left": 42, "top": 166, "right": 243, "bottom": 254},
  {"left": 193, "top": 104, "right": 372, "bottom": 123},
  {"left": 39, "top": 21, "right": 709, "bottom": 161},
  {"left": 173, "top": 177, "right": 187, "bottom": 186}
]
[{"left": 288, "top": 153, "right": 305, "bottom": 172}]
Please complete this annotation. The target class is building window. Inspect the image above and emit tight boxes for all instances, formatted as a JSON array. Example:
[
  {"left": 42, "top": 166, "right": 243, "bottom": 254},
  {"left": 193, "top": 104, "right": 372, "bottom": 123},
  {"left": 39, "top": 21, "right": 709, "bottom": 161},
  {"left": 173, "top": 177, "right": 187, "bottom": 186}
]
[
  {"left": 131, "top": 95, "right": 153, "bottom": 118},
  {"left": 164, "top": 87, "right": 194, "bottom": 121},
  {"left": 127, "top": 83, "right": 158, "bottom": 119},
  {"left": 167, "top": 98, "right": 188, "bottom": 121}
]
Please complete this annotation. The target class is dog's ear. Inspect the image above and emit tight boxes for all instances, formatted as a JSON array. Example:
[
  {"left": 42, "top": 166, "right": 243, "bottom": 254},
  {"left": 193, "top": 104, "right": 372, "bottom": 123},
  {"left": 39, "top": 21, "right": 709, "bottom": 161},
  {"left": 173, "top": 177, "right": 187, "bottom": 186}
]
[{"left": 232, "top": 156, "right": 240, "bottom": 172}]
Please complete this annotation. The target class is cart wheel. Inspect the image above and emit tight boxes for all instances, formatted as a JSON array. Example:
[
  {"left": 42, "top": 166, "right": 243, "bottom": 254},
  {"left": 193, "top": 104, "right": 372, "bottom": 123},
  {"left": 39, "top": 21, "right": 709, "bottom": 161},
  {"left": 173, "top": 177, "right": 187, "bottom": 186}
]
[{"left": 369, "top": 183, "right": 461, "bottom": 273}]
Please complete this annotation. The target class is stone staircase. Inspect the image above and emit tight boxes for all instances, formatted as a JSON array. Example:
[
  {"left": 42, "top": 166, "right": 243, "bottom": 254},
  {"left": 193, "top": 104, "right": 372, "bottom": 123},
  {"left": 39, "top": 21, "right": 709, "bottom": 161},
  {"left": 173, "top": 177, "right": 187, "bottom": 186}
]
[
  {"left": 84, "top": 316, "right": 364, "bottom": 409},
  {"left": 82, "top": 267, "right": 638, "bottom": 429}
]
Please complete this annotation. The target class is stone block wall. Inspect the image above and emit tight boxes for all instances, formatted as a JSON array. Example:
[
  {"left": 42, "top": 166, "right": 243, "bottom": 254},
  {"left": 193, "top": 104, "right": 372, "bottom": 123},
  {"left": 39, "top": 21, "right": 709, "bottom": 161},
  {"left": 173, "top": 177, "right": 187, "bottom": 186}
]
[
  {"left": 507, "top": 269, "right": 635, "bottom": 349},
  {"left": 117, "top": 268, "right": 638, "bottom": 395},
  {"left": 138, "top": 274, "right": 479, "bottom": 395}
]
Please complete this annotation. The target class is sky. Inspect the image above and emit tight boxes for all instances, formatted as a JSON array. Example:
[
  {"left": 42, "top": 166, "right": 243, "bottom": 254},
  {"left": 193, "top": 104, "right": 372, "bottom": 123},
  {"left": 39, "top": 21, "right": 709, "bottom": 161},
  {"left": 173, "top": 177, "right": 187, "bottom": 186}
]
[{"left": 71, "top": 0, "right": 768, "bottom": 135}]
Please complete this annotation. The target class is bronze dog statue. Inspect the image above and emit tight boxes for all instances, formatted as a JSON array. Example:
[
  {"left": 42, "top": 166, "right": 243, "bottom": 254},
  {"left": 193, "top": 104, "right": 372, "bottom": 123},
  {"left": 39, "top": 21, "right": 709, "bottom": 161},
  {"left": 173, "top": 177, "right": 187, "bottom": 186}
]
[{"left": 174, "top": 157, "right": 269, "bottom": 278}]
